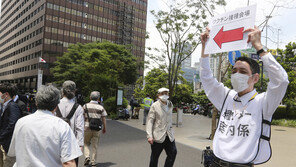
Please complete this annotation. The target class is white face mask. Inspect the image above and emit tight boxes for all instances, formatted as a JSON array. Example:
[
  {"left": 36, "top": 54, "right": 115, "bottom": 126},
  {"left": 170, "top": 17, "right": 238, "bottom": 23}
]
[
  {"left": 0, "top": 94, "right": 6, "bottom": 104},
  {"left": 231, "top": 73, "right": 251, "bottom": 93},
  {"left": 159, "top": 95, "right": 169, "bottom": 102}
]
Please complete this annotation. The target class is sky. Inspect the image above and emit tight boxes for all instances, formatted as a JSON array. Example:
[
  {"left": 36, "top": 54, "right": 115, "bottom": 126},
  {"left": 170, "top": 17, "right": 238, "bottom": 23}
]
[{"left": 145, "top": 0, "right": 296, "bottom": 73}]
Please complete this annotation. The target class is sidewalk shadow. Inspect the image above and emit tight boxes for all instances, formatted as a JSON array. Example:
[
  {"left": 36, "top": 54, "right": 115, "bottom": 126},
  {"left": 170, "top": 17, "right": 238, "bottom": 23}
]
[{"left": 93, "top": 162, "right": 117, "bottom": 167}]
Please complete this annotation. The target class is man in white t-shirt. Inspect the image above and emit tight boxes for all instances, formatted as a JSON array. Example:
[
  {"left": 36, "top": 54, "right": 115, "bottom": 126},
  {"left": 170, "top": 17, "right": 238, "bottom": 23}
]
[
  {"left": 8, "top": 85, "right": 82, "bottom": 167},
  {"left": 200, "top": 26, "right": 289, "bottom": 166}
]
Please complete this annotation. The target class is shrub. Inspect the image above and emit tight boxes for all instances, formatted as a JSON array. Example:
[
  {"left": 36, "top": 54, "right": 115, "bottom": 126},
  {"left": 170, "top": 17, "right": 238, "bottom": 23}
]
[
  {"left": 271, "top": 119, "right": 296, "bottom": 127},
  {"left": 104, "top": 96, "right": 128, "bottom": 114},
  {"left": 272, "top": 105, "right": 296, "bottom": 119}
]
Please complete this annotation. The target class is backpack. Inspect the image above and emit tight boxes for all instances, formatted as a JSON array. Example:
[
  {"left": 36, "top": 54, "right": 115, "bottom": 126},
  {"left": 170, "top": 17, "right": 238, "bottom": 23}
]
[
  {"left": 56, "top": 103, "right": 79, "bottom": 126},
  {"left": 201, "top": 146, "right": 214, "bottom": 167},
  {"left": 85, "top": 104, "right": 102, "bottom": 131},
  {"left": 133, "top": 100, "right": 140, "bottom": 107}
]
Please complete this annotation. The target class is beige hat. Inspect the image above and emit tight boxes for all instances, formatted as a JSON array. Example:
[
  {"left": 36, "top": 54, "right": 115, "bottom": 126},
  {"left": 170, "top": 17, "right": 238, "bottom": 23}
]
[{"left": 158, "top": 87, "right": 169, "bottom": 93}]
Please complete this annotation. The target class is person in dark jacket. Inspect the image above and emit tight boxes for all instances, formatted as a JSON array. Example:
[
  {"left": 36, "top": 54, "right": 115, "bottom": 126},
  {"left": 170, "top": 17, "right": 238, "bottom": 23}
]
[
  {"left": 12, "top": 85, "right": 28, "bottom": 116},
  {"left": 0, "top": 83, "right": 22, "bottom": 167}
]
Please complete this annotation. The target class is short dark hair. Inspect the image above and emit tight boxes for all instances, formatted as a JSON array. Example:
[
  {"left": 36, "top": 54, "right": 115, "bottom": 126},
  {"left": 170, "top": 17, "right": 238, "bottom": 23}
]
[
  {"left": 235, "top": 57, "right": 260, "bottom": 74},
  {"left": 0, "top": 83, "right": 16, "bottom": 97}
]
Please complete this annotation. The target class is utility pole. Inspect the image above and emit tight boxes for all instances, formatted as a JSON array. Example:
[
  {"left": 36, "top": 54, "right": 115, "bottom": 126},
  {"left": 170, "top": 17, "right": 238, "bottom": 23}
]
[
  {"left": 277, "top": 29, "right": 280, "bottom": 49},
  {"left": 265, "top": 16, "right": 272, "bottom": 48}
]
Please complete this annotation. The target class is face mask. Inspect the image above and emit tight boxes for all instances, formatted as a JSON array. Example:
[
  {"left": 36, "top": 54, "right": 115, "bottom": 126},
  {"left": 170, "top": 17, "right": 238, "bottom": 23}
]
[
  {"left": 231, "top": 73, "right": 251, "bottom": 93},
  {"left": 159, "top": 95, "right": 169, "bottom": 102},
  {"left": 0, "top": 94, "right": 6, "bottom": 104}
]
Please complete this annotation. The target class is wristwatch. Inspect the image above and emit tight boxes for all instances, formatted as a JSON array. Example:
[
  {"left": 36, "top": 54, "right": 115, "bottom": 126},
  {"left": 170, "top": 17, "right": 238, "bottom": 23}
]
[{"left": 257, "top": 48, "right": 265, "bottom": 56}]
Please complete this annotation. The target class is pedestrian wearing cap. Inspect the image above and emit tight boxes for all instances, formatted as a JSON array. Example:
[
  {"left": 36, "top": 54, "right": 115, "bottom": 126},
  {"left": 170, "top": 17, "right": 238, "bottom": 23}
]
[
  {"left": 146, "top": 88, "right": 177, "bottom": 167},
  {"left": 57, "top": 80, "right": 84, "bottom": 166}
]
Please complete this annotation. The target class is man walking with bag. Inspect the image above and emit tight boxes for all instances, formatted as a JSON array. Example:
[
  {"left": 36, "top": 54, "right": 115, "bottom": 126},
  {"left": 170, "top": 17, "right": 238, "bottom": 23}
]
[
  {"left": 200, "top": 26, "right": 289, "bottom": 166},
  {"left": 83, "top": 91, "right": 107, "bottom": 166},
  {"left": 146, "top": 88, "right": 177, "bottom": 167}
]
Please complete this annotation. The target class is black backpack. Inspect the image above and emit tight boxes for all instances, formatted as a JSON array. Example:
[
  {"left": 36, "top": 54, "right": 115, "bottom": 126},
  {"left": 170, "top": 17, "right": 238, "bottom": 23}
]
[
  {"left": 85, "top": 104, "right": 102, "bottom": 131},
  {"left": 56, "top": 103, "right": 79, "bottom": 126},
  {"left": 201, "top": 146, "right": 214, "bottom": 167}
]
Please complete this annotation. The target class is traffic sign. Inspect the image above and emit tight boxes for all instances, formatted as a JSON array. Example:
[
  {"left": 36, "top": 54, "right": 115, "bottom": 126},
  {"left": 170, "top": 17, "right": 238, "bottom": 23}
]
[
  {"left": 228, "top": 51, "right": 241, "bottom": 65},
  {"left": 204, "top": 5, "right": 257, "bottom": 54}
]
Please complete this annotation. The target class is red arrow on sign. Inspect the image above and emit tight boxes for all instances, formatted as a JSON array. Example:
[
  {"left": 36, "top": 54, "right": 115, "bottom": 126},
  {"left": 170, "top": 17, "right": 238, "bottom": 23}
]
[{"left": 213, "top": 26, "right": 244, "bottom": 49}]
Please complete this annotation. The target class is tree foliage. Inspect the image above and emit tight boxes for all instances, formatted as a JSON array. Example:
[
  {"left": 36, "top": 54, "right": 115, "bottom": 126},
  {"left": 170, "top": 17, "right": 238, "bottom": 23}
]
[
  {"left": 134, "top": 68, "right": 168, "bottom": 101},
  {"left": 134, "top": 68, "right": 194, "bottom": 105},
  {"left": 172, "top": 83, "right": 193, "bottom": 105},
  {"left": 51, "top": 41, "right": 138, "bottom": 99},
  {"left": 277, "top": 42, "right": 296, "bottom": 108},
  {"left": 147, "top": 0, "right": 226, "bottom": 95}
]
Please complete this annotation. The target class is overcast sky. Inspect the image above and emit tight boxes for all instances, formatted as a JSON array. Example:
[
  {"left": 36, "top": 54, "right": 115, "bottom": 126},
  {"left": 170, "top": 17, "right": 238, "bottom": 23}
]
[{"left": 145, "top": 0, "right": 296, "bottom": 72}]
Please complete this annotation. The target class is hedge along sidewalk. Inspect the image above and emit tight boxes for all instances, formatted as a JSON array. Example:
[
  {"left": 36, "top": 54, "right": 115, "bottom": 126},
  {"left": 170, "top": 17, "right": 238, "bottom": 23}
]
[
  {"left": 272, "top": 105, "right": 296, "bottom": 120},
  {"left": 272, "top": 119, "right": 296, "bottom": 128}
]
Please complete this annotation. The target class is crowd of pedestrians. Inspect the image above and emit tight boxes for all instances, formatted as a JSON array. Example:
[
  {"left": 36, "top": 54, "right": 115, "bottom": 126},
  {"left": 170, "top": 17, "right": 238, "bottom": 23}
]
[
  {"left": 0, "top": 80, "right": 107, "bottom": 167},
  {"left": 0, "top": 26, "right": 289, "bottom": 167}
]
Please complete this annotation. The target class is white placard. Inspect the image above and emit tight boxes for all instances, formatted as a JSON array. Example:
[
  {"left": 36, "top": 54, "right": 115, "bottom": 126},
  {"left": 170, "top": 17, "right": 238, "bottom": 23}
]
[
  {"left": 204, "top": 5, "right": 257, "bottom": 54},
  {"left": 117, "top": 89, "right": 123, "bottom": 106}
]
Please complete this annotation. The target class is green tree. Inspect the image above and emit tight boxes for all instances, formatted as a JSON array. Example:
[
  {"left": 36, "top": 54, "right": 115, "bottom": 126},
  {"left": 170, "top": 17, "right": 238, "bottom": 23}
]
[
  {"left": 172, "top": 83, "right": 193, "bottom": 105},
  {"left": 134, "top": 68, "right": 195, "bottom": 105},
  {"left": 147, "top": 0, "right": 226, "bottom": 95},
  {"left": 141, "top": 68, "right": 168, "bottom": 100},
  {"left": 277, "top": 42, "right": 296, "bottom": 114},
  {"left": 51, "top": 41, "right": 138, "bottom": 99},
  {"left": 133, "top": 76, "right": 145, "bottom": 100},
  {"left": 192, "top": 90, "right": 210, "bottom": 106}
]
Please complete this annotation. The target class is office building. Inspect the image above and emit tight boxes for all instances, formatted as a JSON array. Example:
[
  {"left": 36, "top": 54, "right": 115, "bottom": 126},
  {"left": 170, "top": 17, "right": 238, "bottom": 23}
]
[{"left": 0, "top": 0, "right": 147, "bottom": 92}]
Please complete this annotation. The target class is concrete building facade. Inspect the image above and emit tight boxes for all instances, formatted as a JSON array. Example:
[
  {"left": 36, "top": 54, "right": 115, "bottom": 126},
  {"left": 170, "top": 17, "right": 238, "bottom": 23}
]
[{"left": 0, "top": 0, "right": 147, "bottom": 92}]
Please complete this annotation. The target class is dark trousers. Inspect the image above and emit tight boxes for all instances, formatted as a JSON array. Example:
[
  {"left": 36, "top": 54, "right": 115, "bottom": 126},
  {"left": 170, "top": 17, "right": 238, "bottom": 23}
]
[
  {"left": 75, "top": 157, "right": 79, "bottom": 166},
  {"left": 210, "top": 156, "right": 254, "bottom": 167},
  {"left": 149, "top": 136, "right": 177, "bottom": 167}
]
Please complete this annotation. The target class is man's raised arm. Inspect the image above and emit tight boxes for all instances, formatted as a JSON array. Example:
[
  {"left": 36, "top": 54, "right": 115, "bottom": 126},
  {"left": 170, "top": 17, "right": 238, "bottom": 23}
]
[
  {"left": 200, "top": 28, "right": 230, "bottom": 110},
  {"left": 244, "top": 26, "right": 289, "bottom": 118}
]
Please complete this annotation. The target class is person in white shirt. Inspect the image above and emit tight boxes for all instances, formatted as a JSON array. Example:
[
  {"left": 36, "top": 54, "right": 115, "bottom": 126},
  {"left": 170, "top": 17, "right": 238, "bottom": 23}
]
[
  {"left": 146, "top": 88, "right": 177, "bottom": 167},
  {"left": 57, "top": 81, "right": 84, "bottom": 165},
  {"left": 200, "top": 26, "right": 289, "bottom": 167},
  {"left": 8, "top": 85, "right": 82, "bottom": 167}
]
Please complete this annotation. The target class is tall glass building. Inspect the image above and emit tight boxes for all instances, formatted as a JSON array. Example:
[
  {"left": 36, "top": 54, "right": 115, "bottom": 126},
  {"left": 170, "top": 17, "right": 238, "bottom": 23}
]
[{"left": 0, "top": 0, "right": 147, "bottom": 92}]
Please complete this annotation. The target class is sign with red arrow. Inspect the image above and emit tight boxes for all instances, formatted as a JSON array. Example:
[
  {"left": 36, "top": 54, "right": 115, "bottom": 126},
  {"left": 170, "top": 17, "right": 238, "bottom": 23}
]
[
  {"left": 204, "top": 5, "right": 257, "bottom": 54},
  {"left": 214, "top": 26, "right": 244, "bottom": 48}
]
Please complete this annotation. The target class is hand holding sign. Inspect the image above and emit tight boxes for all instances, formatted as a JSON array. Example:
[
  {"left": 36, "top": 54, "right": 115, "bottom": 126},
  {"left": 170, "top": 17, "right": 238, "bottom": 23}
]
[
  {"left": 204, "top": 5, "right": 257, "bottom": 54},
  {"left": 201, "top": 27, "right": 210, "bottom": 58},
  {"left": 243, "top": 26, "right": 263, "bottom": 51}
]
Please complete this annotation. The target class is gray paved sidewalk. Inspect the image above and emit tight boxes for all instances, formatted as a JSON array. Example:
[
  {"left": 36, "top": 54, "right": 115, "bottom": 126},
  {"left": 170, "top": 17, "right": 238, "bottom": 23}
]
[
  {"left": 79, "top": 120, "right": 202, "bottom": 167},
  {"left": 118, "top": 109, "right": 296, "bottom": 167}
]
